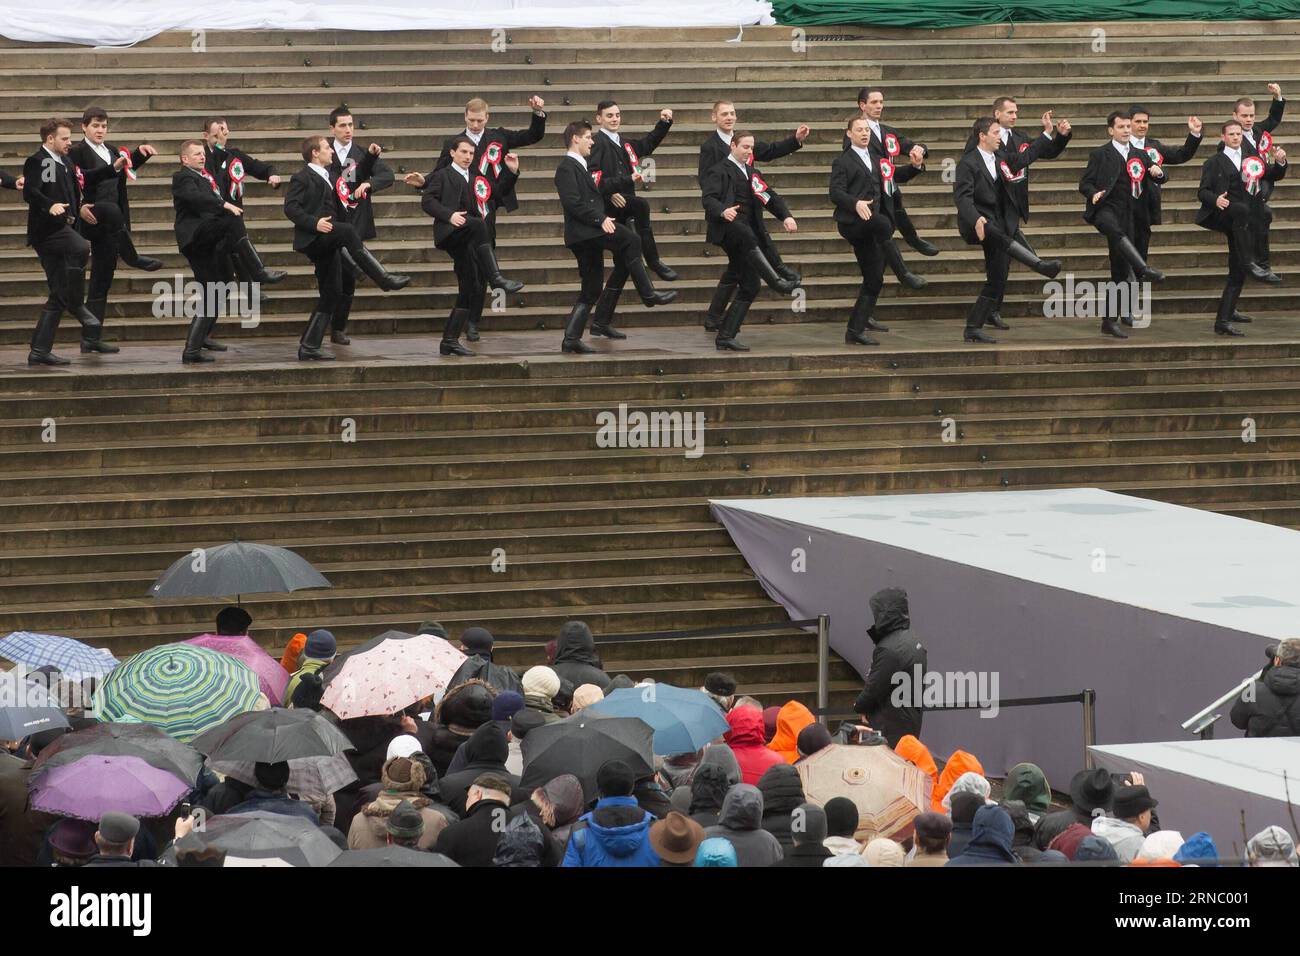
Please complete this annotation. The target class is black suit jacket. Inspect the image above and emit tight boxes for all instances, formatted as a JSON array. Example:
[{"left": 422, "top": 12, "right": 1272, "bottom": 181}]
[
  {"left": 21, "top": 147, "right": 116, "bottom": 246},
  {"left": 171, "top": 166, "right": 227, "bottom": 255},
  {"left": 697, "top": 129, "right": 802, "bottom": 184},
  {"left": 1195, "top": 150, "right": 1287, "bottom": 225},
  {"left": 1236, "top": 100, "right": 1286, "bottom": 201},
  {"left": 829, "top": 146, "right": 920, "bottom": 226},
  {"left": 590, "top": 120, "right": 671, "bottom": 211},
  {"left": 962, "top": 126, "right": 1070, "bottom": 223},
  {"left": 329, "top": 140, "right": 393, "bottom": 241},
  {"left": 953, "top": 146, "right": 1041, "bottom": 242},
  {"left": 433, "top": 113, "right": 546, "bottom": 214},
  {"left": 1079, "top": 141, "right": 1168, "bottom": 224},
  {"left": 0, "top": 169, "right": 17, "bottom": 190},
  {"left": 204, "top": 143, "right": 275, "bottom": 208},
  {"left": 554, "top": 155, "right": 607, "bottom": 247},
  {"left": 701, "top": 157, "right": 791, "bottom": 246},
  {"left": 69, "top": 140, "right": 151, "bottom": 229},
  {"left": 420, "top": 164, "right": 482, "bottom": 248},
  {"left": 283, "top": 165, "right": 347, "bottom": 253},
  {"left": 1131, "top": 132, "right": 1201, "bottom": 224}
]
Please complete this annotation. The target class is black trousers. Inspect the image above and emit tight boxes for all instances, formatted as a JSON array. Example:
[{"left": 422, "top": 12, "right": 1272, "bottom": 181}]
[
  {"left": 1202, "top": 202, "right": 1253, "bottom": 317},
  {"left": 1250, "top": 195, "right": 1273, "bottom": 264},
  {"left": 965, "top": 222, "right": 1018, "bottom": 324},
  {"left": 181, "top": 215, "right": 244, "bottom": 329},
  {"left": 83, "top": 201, "right": 132, "bottom": 302},
  {"left": 716, "top": 219, "right": 764, "bottom": 301},
  {"left": 302, "top": 222, "right": 365, "bottom": 316},
  {"left": 439, "top": 220, "right": 488, "bottom": 319},
  {"left": 33, "top": 224, "right": 91, "bottom": 313},
  {"left": 612, "top": 195, "right": 662, "bottom": 266},
  {"left": 838, "top": 214, "right": 893, "bottom": 297},
  {"left": 1092, "top": 202, "right": 1139, "bottom": 283},
  {"left": 1133, "top": 201, "right": 1153, "bottom": 261},
  {"left": 569, "top": 223, "right": 643, "bottom": 306}
]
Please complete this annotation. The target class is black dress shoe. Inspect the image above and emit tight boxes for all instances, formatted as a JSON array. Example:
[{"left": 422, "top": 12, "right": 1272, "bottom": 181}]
[
  {"left": 28, "top": 351, "right": 71, "bottom": 366},
  {"left": 649, "top": 262, "right": 678, "bottom": 281},
  {"left": 561, "top": 339, "right": 596, "bottom": 354},
  {"left": 466, "top": 321, "right": 480, "bottom": 342},
  {"left": 703, "top": 316, "right": 721, "bottom": 332},
  {"left": 845, "top": 331, "right": 879, "bottom": 346},
  {"left": 1215, "top": 323, "right": 1246, "bottom": 337},
  {"left": 908, "top": 237, "right": 940, "bottom": 256},
  {"left": 1101, "top": 320, "right": 1129, "bottom": 339},
  {"left": 202, "top": 339, "right": 227, "bottom": 352},
  {"left": 715, "top": 337, "right": 750, "bottom": 352},
  {"left": 81, "top": 339, "right": 120, "bottom": 354},
  {"left": 331, "top": 330, "right": 351, "bottom": 345},
  {"left": 590, "top": 324, "right": 627, "bottom": 340},
  {"left": 1232, "top": 311, "right": 1254, "bottom": 323},
  {"left": 963, "top": 329, "right": 996, "bottom": 344},
  {"left": 439, "top": 341, "right": 474, "bottom": 356},
  {"left": 134, "top": 256, "right": 164, "bottom": 272},
  {"left": 1249, "top": 263, "right": 1281, "bottom": 283},
  {"left": 864, "top": 317, "right": 890, "bottom": 332},
  {"left": 899, "top": 271, "right": 928, "bottom": 290},
  {"left": 987, "top": 312, "right": 1010, "bottom": 330},
  {"left": 640, "top": 290, "right": 677, "bottom": 306},
  {"left": 182, "top": 351, "right": 215, "bottom": 363}
]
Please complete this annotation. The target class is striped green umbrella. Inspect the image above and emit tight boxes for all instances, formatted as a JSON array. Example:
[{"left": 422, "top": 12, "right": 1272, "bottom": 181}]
[{"left": 93, "top": 643, "right": 262, "bottom": 742}]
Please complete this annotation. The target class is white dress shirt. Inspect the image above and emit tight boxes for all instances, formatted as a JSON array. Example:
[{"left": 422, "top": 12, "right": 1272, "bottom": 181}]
[
  {"left": 1224, "top": 146, "right": 1243, "bottom": 171},
  {"left": 309, "top": 163, "right": 333, "bottom": 185},
  {"left": 851, "top": 144, "right": 873, "bottom": 171},
  {"left": 565, "top": 150, "right": 587, "bottom": 170},
  {"left": 977, "top": 146, "right": 997, "bottom": 180}
]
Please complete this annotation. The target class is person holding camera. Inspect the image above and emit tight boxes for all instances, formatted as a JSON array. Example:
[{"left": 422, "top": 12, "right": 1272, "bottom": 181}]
[{"left": 1231, "top": 638, "right": 1300, "bottom": 736}]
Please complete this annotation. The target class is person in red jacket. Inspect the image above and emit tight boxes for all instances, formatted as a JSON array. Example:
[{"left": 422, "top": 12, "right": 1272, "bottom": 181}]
[{"left": 724, "top": 706, "right": 784, "bottom": 785}]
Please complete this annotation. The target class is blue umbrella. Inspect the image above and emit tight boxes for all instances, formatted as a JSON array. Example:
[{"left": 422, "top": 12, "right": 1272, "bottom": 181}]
[
  {"left": 0, "top": 632, "right": 119, "bottom": 682},
  {"left": 587, "top": 683, "right": 729, "bottom": 755}
]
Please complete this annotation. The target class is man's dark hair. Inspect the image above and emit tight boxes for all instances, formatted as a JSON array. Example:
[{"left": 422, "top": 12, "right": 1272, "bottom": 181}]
[
  {"left": 81, "top": 105, "right": 109, "bottom": 125},
  {"left": 856, "top": 85, "right": 884, "bottom": 105},
  {"left": 992, "top": 95, "right": 1017, "bottom": 112},
  {"left": 596, "top": 99, "right": 618, "bottom": 114},
  {"left": 301, "top": 134, "right": 327, "bottom": 162},
  {"left": 1222, "top": 119, "right": 1244, "bottom": 134},
  {"left": 202, "top": 115, "right": 227, "bottom": 134},
  {"left": 328, "top": 106, "right": 352, "bottom": 127},
  {"left": 913, "top": 811, "right": 953, "bottom": 853},
  {"left": 1233, "top": 96, "right": 1255, "bottom": 112},
  {"left": 40, "top": 118, "right": 72, "bottom": 142},
  {"left": 175, "top": 845, "right": 227, "bottom": 867},
  {"left": 563, "top": 120, "right": 592, "bottom": 148},
  {"left": 448, "top": 134, "right": 475, "bottom": 153},
  {"left": 731, "top": 130, "right": 755, "bottom": 146},
  {"left": 254, "top": 760, "right": 291, "bottom": 792},
  {"left": 1128, "top": 105, "right": 1150, "bottom": 120},
  {"left": 971, "top": 116, "right": 997, "bottom": 140},
  {"left": 1107, "top": 110, "right": 1132, "bottom": 130}
]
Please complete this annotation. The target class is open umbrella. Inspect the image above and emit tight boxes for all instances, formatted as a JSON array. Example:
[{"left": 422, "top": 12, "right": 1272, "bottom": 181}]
[
  {"left": 190, "top": 709, "right": 353, "bottom": 764},
  {"left": 211, "top": 753, "right": 357, "bottom": 799},
  {"left": 148, "top": 541, "right": 331, "bottom": 601},
  {"left": 587, "top": 683, "right": 729, "bottom": 755},
  {"left": 184, "top": 635, "right": 289, "bottom": 706},
  {"left": 93, "top": 643, "right": 262, "bottom": 742},
  {"left": 31, "top": 722, "right": 203, "bottom": 785},
  {"left": 321, "top": 630, "right": 466, "bottom": 719},
  {"left": 29, "top": 754, "right": 192, "bottom": 821},
  {"left": 173, "top": 810, "right": 341, "bottom": 867},
  {"left": 796, "top": 743, "right": 931, "bottom": 842},
  {"left": 0, "top": 632, "right": 118, "bottom": 682},
  {"left": 519, "top": 714, "right": 654, "bottom": 802},
  {"left": 0, "top": 670, "right": 69, "bottom": 740},
  {"left": 329, "top": 847, "right": 459, "bottom": 867}
]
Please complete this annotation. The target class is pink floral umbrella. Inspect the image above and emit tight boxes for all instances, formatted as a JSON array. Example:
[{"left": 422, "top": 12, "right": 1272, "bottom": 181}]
[
  {"left": 185, "top": 634, "right": 290, "bottom": 706},
  {"left": 321, "top": 630, "right": 466, "bottom": 719}
]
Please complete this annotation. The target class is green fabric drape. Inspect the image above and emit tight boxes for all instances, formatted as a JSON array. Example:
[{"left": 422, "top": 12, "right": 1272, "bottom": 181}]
[{"left": 771, "top": 0, "right": 1300, "bottom": 27}]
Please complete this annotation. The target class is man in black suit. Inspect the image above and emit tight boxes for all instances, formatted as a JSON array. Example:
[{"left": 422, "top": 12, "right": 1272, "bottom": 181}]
[
  {"left": 702, "top": 131, "right": 800, "bottom": 352},
  {"left": 554, "top": 121, "right": 675, "bottom": 354},
  {"left": 1079, "top": 111, "right": 1169, "bottom": 338},
  {"left": 22, "top": 118, "right": 126, "bottom": 365},
  {"left": 697, "top": 101, "right": 808, "bottom": 331},
  {"left": 1231, "top": 84, "right": 1285, "bottom": 283},
  {"left": 171, "top": 140, "right": 248, "bottom": 363},
  {"left": 283, "top": 135, "right": 411, "bottom": 361},
  {"left": 421, "top": 136, "right": 527, "bottom": 356},
  {"left": 848, "top": 87, "right": 938, "bottom": 290},
  {"left": 961, "top": 97, "right": 1072, "bottom": 330},
  {"left": 68, "top": 105, "right": 162, "bottom": 353},
  {"left": 831, "top": 116, "right": 923, "bottom": 345},
  {"left": 586, "top": 102, "right": 676, "bottom": 340},
  {"left": 1195, "top": 120, "right": 1288, "bottom": 337},
  {"left": 325, "top": 106, "right": 398, "bottom": 345},
  {"left": 953, "top": 116, "right": 1061, "bottom": 345}
]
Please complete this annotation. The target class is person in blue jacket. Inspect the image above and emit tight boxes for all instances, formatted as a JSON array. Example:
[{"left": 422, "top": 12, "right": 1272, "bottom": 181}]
[{"left": 562, "top": 759, "right": 659, "bottom": 867}]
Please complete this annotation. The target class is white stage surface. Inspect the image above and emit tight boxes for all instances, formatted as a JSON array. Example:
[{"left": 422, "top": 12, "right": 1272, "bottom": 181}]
[
  {"left": 1, "top": 0, "right": 774, "bottom": 46},
  {"left": 1091, "top": 738, "right": 1300, "bottom": 856},
  {"left": 711, "top": 488, "right": 1289, "bottom": 784}
]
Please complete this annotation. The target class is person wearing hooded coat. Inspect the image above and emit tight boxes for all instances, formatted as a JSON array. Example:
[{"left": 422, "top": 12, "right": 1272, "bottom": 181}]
[
  {"left": 946, "top": 804, "right": 1020, "bottom": 866},
  {"left": 756, "top": 763, "right": 806, "bottom": 849},
  {"left": 704, "top": 784, "right": 784, "bottom": 867},
  {"left": 724, "top": 706, "right": 784, "bottom": 785},
  {"left": 1003, "top": 762, "right": 1051, "bottom": 823},
  {"left": 853, "top": 587, "right": 927, "bottom": 747},
  {"left": 767, "top": 700, "right": 815, "bottom": 764},
  {"left": 685, "top": 745, "right": 742, "bottom": 827},
  {"left": 508, "top": 773, "right": 586, "bottom": 867},
  {"left": 947, "top": 790, "right": 984, "bottom": 858},
  {"left": 347, "top": 756, "right": 451, "bottom": 851},
  {"left": 562, "top": 760, "right": 659, "bottom": 867},
  {"left": 427, "top": 678, "right": 498, "bottom": 777},
  {"left": 438, "top": 722, "right": 521, "bottom": 816},
  {"left": 550, "top": 620, "right": 612, "bottom": 693},
  {"left": 1002, "top": 800, "right": 1050, "bottom": 864},
  {"left": 1230, "top": 638, "right": 1300, "bottom": 736},
  {"left": 446, "top": 626, "right": 524, "bottom": 696},
  {"left": 771, "top": 803, "right": 832, "bottom": 867}
]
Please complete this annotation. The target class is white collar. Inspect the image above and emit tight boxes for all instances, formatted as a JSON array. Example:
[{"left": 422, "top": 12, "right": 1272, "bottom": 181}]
[
  {"left": 600, "top": 128, "right": 620, "bottom": 144},
  {"left": 309, "top": 162, "right": 332, "bottom": 183},
  {"left": 999, "top": 127, "right": 1010, "bottom": 144},
  {"left": 716, "top": 128, "right": 733, "bottom": 145},
  {"left": 452, "top": 163, "right": 470, "bottom": 180},
  {"left": 977, "top": 146, "right": 998, "bottom": 177},
  {"left": 465, "top": 128, "right": 483, "bottom": 144},
  {"left": 728, "top": 155, "right": 749, "bottom": 175},
  {"left": 88, "top": 140, "right": 113, "bottom": 160},
  {"left": 43, "top": 145, "right": 66, "bottom": 164},
  {"left": 334, "top": 139, "right": 352, "bottom": 157},
  {"left": 851, "top": 144, "right": 873, "bottom": 168},
  {"left": 1112, "top": 140, "right": 1130, "bottom": 157},
  {"left": 566, "top": 150, "right": 587, "bottom": 170},
  {"left": 1130, "top": 136, "right": 1145, "bottom": 149},
  {"left": 1224, "top": 145, "right": 1242, "bottom": 167},
  {"left": 866, "top": 118, "right": 881, "bottom": 131}
]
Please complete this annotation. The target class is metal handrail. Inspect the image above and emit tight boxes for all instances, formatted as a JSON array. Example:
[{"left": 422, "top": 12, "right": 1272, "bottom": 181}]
[{"left": 1181, "top": 669, "right": 1264, "bottom": 739}]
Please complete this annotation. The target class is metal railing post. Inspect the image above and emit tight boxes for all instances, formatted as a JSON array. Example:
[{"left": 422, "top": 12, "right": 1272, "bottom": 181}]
[
  {"left": 816, "top": 613, "right": 830, "bottom": 726},
  {"left": 1082, "top": 688, "right": 1097, "bottom": 769}
]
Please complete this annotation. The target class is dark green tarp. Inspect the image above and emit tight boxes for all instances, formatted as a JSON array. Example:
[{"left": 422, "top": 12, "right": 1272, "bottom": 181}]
[{"left": 771, "top": 0, "right": 1300, "bottom": 28}]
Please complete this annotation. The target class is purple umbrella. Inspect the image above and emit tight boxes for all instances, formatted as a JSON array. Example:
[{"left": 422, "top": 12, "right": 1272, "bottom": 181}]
[
  {"left": 184, "top": 634, "right": 289, "bottom": 706},
  {"left": 29, "top": 754, "right": 192, "bottom": 822}
]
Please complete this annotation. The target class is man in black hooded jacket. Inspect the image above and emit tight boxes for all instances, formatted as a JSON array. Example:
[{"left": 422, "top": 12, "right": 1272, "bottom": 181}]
[
  {"left": 550, "top": 620, "right": 612, "bottom": 692},
  {"left": 852, "top": 586, "right": 927, "bottom": 747},
  {"left": 1230, "top": 639, "right": 1300, "bottom": 736},
  {"left": 446, "top": 626, "right": 523, "bottom": 695}
]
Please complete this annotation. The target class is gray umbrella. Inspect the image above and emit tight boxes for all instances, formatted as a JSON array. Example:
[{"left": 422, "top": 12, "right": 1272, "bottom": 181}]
[
  {"left": 173, "top": 811, "right": 341, "bottom": 867},
  {"left": 190, "top": 708, "right": 353, "bottom": 764},
  {"left": 0, "top": 671, "right": 70, "bottom": 740},
  {"left": 147, "top": 542, "right": 330, "bottom": 601},
  {"left": 329, "top": 847, "right": 460, "bottom": 867}
]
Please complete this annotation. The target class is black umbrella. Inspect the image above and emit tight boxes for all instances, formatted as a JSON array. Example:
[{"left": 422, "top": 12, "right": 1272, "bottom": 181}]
[
  {"left": 147, "top": 541, "right": 330, "bottom": 602},
  {"left": 519, "top": 714, "right": 654, "bottom": 802},
  {"left": 0, "top": 671, "right": 69, "bottom": 740},
  {"left": 31, "top": 722, "right": 203, "bottom": 784},
  {"left": 190, "top": 708, "right": 353, "bottom": 764},
  {"left": 173, "top": 811, "right": 340, "bottom": 867},
  {"left": 328, "top": 847, "right": 460, "bottom": 867}
]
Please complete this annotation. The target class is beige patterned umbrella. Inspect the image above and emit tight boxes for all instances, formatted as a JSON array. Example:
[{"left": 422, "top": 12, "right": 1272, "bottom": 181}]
[
  {"left": 796, "top": 743, "right": 932, "bottom": 843},
  {"left": 320, "top": 630, "right": 466, "bottom": 719}
]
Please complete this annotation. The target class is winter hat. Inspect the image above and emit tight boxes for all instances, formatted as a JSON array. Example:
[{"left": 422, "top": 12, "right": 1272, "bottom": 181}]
[
  {"left": 1048, "top": 822, "right": 1092, "bottom": 860},
  {"left": 1068, "top": 767, "right": 1114, "bottom": 815},
  {"left": 863, "top": 837, "right": 906, "bottom": 867},
  {"left": 1246, "top": 825, "right": 1298, "bottom": 866},
  {"left": 1173, "top": 831, "right": 1218, "bottom": 867},
  {"left": 49, "top": 818, "right": 98, "bottom": 859},
  {"left": 216, "top": 605, "right": 252, "bottom": 636},
  {"left": 912, "top": 811, "right": 953, "bottom": 848},
  {"left": 1136, "top": 829, "right": 1185, "bottom": 862},
  {"left": 254, "top": 760, "right": 291, "bottom": 791},
  {"left": 597, "top": 758, "right": 636, "bottom": 798},
  {"left": 97, "top": 812, "right": 140, "bottom": 845},
  {"left": 511, "top": 709, "right": 546, "bottom": 739},
  {"left": 572, "top": 684, "right": 605, "bottom": 710},
  {"left": 609, "top": 674, "right": 635, "bottom": 691},
  {"left": 304, "top": 629, "right": 336, "bottom": 660},
  {"left": 824, "top": 796, "right": 860, "bottom": 838},
  {"left": 280, "top": 633, "right": 307, "bottom": 673},
  {"left": 1075, "top": 835, "right": 1120, "bottom": 863},
  {"left": 386, "top": 800, "right": 425, "bottom": 840},
  {"left": 670, "top": 786, "right": 692, "bottom": 814},
  {"left": 533, "top": 774, "right": 585, "bottom": 828},
  {"left": 386, "top": 734, "right": 423, "bottom": 760},
  {"left": 694, "top": 837, "right": 738, "bottom": 867},
  {"left": 1112, "top": 784, "right": 1158, "bottom": 820},
  {"left": 553, "top": 679, "right": 576, "bottom": 712},
  {"left": 650, "top": 811, "right": 707, "bottom": 864},
  {"left": 380, "top": 756, "right": 428, "bottom": 793},
  {"left": 417, "top": 621, "right": 449, "bottom": 639},
  {"left": 522, "top": 665, "right": 561, "bottom": 700},
  {"left": 949, "top": 790, "right": 985, "bottom": 826},
  {"left": 460, "top": 626, "right": 494, "bottom": 655},
  {"left": 940, "top": 770, "right": 991, "bottom": 811},
  {"left": 792, "top": 803, "right": 828, "bottom": 845},
  {"left": 491, "top": 691, "right": 525, "bottom": 722},
  {"left": 796, "top": 723, "right": 833, "bottom": 758},
  {"left": 1003, "top": 762, "right": 1051, "bottom": 814}
]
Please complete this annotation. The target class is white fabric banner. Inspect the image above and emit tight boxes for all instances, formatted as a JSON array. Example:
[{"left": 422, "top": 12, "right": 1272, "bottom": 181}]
[{"left": 0, "top": 0, "right": 775, "bottom": 46}]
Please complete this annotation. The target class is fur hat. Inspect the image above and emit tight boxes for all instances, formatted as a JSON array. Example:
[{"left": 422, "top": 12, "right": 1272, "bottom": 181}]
[{"left": 380, "top": 756, "right": 428, "bottom": 793}]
